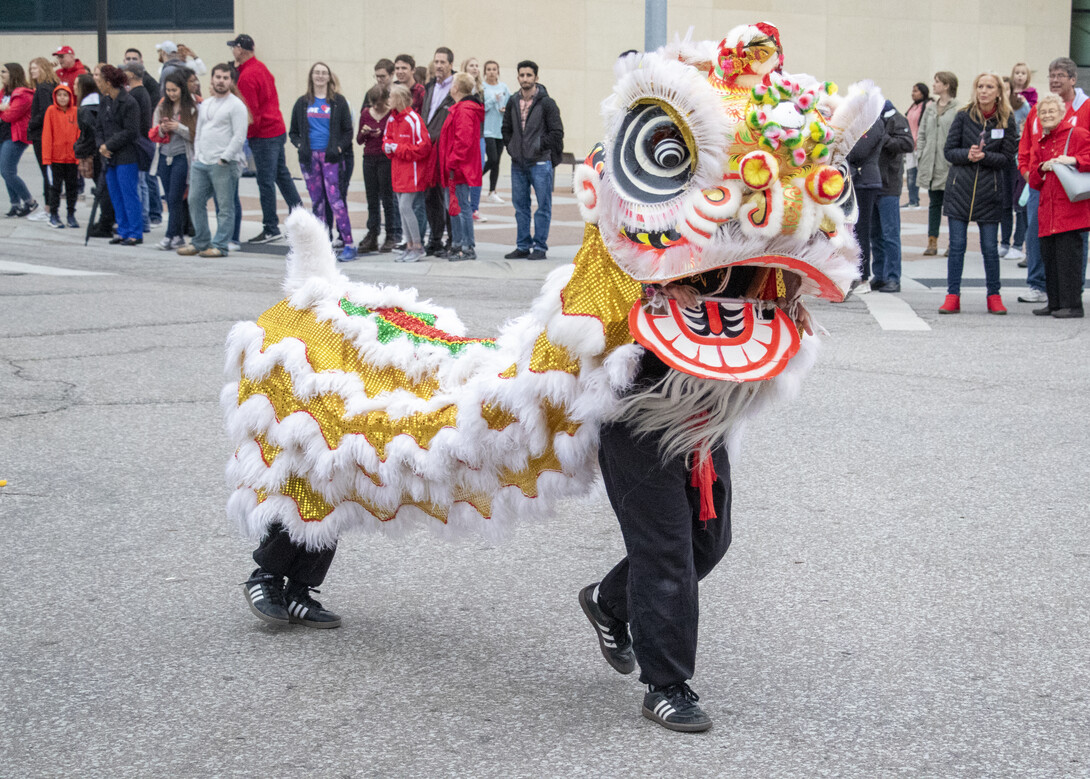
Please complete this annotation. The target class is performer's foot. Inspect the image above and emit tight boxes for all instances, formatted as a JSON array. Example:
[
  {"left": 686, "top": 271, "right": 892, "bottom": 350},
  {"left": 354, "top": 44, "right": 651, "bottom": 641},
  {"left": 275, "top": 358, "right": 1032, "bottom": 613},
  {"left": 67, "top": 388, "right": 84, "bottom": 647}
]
[
  {"left": 284, "top": 582, "right": 342, "bottom": 629},
  {"left": 242, "top": 568, "right": 289, "bottom": 625},
  {"left": 642, "top": 682, "right": 712, "bottom": 733},
  {"left": 578, "top": 583, "right": 635, "bottom": 674}
]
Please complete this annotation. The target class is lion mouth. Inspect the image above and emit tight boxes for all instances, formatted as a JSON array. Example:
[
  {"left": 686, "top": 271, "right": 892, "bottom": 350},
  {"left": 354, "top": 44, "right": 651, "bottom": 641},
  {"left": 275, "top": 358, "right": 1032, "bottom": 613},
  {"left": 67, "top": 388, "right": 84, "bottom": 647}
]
[{"left": 628, "top": 263, "right": 810, "bottom": 382}]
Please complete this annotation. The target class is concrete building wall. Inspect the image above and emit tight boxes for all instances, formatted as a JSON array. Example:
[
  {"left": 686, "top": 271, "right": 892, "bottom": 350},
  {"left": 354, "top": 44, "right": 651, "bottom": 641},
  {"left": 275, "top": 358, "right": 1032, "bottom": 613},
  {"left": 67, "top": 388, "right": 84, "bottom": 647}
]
[{"left": 1, "top": 1, "right": 1074, "bottom": 177}]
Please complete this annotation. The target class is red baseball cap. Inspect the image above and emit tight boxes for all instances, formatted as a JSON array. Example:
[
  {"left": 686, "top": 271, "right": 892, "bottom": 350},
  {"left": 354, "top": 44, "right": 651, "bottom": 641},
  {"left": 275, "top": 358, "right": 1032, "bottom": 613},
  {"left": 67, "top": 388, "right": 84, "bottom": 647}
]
[{"left": 53, "top": 45, "right": 75, "bottom": 56}]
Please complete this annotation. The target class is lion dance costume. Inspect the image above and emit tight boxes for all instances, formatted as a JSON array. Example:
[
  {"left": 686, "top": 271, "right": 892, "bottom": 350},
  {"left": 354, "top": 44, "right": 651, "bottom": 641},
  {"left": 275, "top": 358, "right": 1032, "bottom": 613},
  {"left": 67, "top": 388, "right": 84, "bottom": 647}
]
[{"left": 223, "top": 26, "right": 882, "bottom": 712}]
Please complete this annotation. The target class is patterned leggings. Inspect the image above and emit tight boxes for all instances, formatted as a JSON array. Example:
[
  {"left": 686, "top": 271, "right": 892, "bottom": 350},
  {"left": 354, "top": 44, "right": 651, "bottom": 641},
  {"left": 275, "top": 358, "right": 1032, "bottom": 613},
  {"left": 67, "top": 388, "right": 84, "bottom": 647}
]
[{"left": 303, "top": 151, "right": 352, "bottom": 243}]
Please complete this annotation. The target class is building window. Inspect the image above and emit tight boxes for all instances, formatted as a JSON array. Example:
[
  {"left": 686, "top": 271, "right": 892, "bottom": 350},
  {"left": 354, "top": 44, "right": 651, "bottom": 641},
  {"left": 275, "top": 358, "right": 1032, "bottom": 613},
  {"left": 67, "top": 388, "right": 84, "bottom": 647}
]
[
  {"left": 0, "top": 0, "right": 233, "bottom": 32},
  {"left": 1074, "top": 0, "right": 1090, "bottom": 67}
]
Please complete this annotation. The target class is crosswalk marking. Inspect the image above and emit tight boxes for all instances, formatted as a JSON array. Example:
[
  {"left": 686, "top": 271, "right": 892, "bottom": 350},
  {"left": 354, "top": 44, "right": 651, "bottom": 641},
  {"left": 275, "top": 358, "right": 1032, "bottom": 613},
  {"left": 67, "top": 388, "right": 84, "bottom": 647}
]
[
  {"left": 0, "top": 261, "right": 112, "bottom": 277},
  {"left": 858, "top": 290, "right": 931, "bottom": 331}
]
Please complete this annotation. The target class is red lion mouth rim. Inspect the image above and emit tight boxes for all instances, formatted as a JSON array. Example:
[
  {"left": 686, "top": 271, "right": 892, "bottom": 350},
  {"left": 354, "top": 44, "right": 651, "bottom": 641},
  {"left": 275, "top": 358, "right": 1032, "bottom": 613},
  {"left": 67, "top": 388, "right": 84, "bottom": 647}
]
[{"left": 632, "top": 253, "right": 846, "bottom": 303}]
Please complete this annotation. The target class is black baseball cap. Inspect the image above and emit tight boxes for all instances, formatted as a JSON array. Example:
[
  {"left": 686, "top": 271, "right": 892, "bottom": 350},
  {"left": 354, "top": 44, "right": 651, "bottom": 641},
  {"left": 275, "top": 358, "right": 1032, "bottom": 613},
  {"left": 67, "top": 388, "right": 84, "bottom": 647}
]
[{"left": 226, "top": 34, "right": 254, "bottom": 51}]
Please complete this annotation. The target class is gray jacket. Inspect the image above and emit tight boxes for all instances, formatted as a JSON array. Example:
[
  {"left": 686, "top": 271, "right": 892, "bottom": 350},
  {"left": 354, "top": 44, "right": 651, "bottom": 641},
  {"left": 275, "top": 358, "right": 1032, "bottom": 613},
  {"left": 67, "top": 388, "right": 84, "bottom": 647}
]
[{"left": 916, "top": 98, "right": 960, "bottom": 191}]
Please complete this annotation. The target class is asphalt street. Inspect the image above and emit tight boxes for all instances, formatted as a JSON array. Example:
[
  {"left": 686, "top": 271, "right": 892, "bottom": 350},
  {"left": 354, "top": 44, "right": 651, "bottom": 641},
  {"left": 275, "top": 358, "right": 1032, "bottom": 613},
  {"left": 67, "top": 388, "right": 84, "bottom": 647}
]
[{"left": 1, "top": 162, "right": 1088, "bottom": 778}]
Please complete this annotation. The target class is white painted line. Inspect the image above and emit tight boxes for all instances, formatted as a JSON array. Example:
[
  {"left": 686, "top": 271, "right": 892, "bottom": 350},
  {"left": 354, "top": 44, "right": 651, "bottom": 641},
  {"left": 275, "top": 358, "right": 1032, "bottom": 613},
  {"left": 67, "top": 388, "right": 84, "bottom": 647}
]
[
  {"left": 0, "top": 261, "right": 113, "bottom": 276},
  {"left": 859, "top": 291, "right": 931, "bottom": 331}
]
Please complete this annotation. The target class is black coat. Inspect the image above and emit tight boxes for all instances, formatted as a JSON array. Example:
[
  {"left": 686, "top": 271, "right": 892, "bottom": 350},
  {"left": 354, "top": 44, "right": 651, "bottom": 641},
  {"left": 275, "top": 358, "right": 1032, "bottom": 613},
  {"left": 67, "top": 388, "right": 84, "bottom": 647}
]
[
  {"left": 27, "top": 82, "right": 56, "bottom": 144},
  {"left": 501, "top": 83, "right": 564, "bottom": 166},
  {"left": 942, "top": 109, "right": 1019, "bottom": 223},
  {"left": 848, "top": 116, "right": 885, "bottom": 190},
  {"left": 288, "top": 93, "right": 354, "bottom": 166},
  {"left": 97, "top": 90, "right": 141, "bottom": 168},
  {"left": 73, "top": 98, "right": 100, "bottom": 159},
  {"left": 877, "top": 103, "right": 915, "bottom": 198},
  {"left": 420, "top": 79, "right": 455, "bottom": 142}
]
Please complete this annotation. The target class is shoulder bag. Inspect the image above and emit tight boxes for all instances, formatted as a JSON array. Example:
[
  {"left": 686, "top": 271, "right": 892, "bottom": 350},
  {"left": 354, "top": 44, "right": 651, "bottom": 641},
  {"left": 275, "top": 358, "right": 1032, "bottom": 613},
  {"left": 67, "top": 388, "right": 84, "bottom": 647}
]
[{"left": 1051, "top": 129, "right": 1090, "bottom": 202}]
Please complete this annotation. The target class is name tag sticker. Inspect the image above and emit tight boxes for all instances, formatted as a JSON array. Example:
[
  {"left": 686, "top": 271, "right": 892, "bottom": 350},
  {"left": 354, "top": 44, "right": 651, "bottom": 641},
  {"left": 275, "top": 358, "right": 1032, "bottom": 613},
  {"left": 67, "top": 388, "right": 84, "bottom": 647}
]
[{"left": 991, "top": 129, "right": 1005, "bottom": 139}]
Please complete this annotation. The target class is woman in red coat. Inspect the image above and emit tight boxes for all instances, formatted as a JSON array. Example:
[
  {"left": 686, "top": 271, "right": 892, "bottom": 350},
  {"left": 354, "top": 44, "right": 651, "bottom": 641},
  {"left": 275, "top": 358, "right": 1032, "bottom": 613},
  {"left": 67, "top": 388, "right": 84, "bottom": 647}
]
[
  {"left": 0, "top": 63, "right": 38, "bottom": 216},
  {"left": 439, "top": 72, "right": 484, "bottom": 261},
  {"left": 383, "top": 83, "right": 432, "bottom": 262},
  {"left": 1027, "top": 93, "right": 1090, "bottom": 318}
]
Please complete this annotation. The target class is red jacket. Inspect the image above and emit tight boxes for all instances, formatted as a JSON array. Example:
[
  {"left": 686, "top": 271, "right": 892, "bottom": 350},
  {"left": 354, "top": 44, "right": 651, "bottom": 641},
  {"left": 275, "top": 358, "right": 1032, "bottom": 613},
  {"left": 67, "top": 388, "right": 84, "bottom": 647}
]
[
  {"left": 55, "top": 60, "right": 88, "bottom": 89},
  {"left": 439, "top": 97, "right": 484, "bottom": 187},
  {"left": 1027, "top": 124, "right": 1090, "bottom": 237},
  {"left": 383, "top": 108, "right": 433, "bottom": 192},
  {"left": 0, "top": 87, "right": 34, "bottom": 143},
  {"left": 41, "top": 84, "right": 79, "bottom": 164},
  {"left": 1018, "top": 94, "right": 1090, "bottom": 178},
  {"left": 236, "top": 56, "right": 286, "bottom": 139}
]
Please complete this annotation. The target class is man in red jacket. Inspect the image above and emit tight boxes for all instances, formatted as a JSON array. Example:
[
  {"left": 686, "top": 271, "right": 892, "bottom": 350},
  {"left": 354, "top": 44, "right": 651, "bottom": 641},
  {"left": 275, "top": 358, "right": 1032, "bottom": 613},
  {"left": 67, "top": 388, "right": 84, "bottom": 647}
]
[
  {"left": 52, "top": 46, "right": 88, "bottom": 89},
  {"left": 1016, "top": 56, "right": 1090, "bottom": 304},
  {"left": 439, "top": 73, "right": 484, "bottom": 261},
  {"left": 230, "top": 34, "right": 302, "bottom": 244}
]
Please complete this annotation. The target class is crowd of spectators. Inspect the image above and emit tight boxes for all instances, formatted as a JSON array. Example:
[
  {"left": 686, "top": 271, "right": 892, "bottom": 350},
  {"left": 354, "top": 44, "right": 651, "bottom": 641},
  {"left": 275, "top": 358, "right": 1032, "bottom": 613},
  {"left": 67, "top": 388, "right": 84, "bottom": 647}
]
[
  {"left": 2, "top": 40, "right": 1086, "bottom": 314},
  {"left": 0, "top": 37, "right": 566, "bottom": 264}
]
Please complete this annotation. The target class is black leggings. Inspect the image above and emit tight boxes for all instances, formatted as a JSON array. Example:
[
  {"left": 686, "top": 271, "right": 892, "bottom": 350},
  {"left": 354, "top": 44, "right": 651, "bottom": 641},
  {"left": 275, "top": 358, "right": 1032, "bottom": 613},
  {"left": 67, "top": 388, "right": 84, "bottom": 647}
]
[{"left": 484, "top": 137, "right": 504, "bottom": 194}]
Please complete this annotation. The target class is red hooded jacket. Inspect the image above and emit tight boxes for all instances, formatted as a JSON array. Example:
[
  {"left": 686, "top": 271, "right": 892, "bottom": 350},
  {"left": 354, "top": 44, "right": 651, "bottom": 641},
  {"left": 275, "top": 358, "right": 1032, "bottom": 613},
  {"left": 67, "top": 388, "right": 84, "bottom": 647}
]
[
  {"left": 1027, "top": 124, "right": 1090, "bottom": 237},
  {"left": 0, "top": 86, "right": 34, "bottom": 144},
  {"left": 55, "top": 60, "right": 88, "bottom": 89},
  {"left": 41, "top": 84, "right": 80, "bottom": 165},
  {"left": 236, "top": 56, "right": 287, "bottom": 140},
  {"left": 438, "top": 96, "right": 484, "bottom": 187},
  {"left": 383, "top": 108, "right": 433, "bottom": 192}
]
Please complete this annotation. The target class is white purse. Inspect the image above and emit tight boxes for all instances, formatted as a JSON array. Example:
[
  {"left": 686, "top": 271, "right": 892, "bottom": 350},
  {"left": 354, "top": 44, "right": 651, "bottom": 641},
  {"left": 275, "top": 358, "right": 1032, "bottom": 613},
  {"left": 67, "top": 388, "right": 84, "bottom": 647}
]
[{"left": 1051, "top": 130, "right": 1090, "bottom": 202}]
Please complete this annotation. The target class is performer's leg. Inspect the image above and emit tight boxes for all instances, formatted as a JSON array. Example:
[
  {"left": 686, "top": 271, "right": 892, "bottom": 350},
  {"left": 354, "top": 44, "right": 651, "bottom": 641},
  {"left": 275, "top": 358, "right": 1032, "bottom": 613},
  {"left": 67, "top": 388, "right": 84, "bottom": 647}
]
[{"left": 244, "top": 521, "right": 342, "bottom": 629}]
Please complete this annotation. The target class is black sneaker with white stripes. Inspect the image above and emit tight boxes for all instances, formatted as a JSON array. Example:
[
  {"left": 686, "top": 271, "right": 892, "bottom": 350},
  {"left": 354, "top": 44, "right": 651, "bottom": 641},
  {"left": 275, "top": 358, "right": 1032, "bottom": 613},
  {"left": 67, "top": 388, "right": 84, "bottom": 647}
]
[
  {"left": 642, "top": 683, "right": 712, "bottom": 732},
  {"left": 284, "top": 583, "right": 342, "bottom": 629},
  {"left": 242, "top": 568, "right": 289, "bottom": 625},
  {"left": 579, "top": 583, "right": 635, "bottom": 674}
]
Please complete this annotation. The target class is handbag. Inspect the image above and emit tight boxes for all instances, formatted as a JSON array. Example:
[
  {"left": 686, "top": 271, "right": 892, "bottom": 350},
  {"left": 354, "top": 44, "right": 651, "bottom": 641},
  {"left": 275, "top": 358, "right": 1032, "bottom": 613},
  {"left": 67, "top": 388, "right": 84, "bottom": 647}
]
[{"left": 1051, "top": 130, "right": 1090, "bottom": 202}]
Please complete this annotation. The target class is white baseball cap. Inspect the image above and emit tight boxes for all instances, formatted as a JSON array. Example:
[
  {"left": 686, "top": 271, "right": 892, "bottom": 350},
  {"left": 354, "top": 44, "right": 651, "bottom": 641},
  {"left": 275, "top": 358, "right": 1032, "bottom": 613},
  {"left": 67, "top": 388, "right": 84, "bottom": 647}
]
[{"left": 155, "top": 41, "right": 178, "bottom": 54}]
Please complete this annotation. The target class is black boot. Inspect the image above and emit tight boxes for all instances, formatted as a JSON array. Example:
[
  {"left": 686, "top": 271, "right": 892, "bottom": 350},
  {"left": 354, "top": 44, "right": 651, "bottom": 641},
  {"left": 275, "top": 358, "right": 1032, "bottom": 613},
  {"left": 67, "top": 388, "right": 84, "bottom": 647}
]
[{"left": 357, "top": 231, "right": 379, "bottom": 253}]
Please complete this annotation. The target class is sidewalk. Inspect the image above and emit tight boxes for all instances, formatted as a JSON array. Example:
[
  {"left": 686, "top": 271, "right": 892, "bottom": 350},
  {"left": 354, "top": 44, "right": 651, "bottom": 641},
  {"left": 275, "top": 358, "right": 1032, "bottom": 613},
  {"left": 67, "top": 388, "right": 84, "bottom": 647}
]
[{"left": 0, "top": 151, "right": 1046, "bottom": 291}]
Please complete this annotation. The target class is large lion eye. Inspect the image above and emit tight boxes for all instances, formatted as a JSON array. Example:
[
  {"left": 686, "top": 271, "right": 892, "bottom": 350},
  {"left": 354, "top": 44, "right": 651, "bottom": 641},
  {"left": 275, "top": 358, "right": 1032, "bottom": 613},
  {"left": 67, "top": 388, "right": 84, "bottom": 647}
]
[{"left": 612, "top": 102, "right": 695, "bottom": 204}]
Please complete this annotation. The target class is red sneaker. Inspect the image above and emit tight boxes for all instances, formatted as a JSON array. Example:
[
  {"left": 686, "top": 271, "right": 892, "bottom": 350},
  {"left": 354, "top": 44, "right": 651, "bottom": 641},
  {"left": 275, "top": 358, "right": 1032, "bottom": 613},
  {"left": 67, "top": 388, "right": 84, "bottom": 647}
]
[
  {"left": 938, "top": 294, "right": 960, "bottom": 314},
  {"left": 986, "top": 294, "right": 1007, "bottom": 315}
]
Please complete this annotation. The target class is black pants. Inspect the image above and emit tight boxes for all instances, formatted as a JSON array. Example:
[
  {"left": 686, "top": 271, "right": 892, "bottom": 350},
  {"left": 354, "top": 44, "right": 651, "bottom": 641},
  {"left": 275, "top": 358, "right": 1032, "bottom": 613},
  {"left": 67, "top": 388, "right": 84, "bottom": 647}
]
[
  {"left": 596, "top": 418, "right": 733, "bottom": 687},
  {"left": 854, "top": 187, "right": 879, "bottom": 279},
  {"left": 92, "top": 158, "right": 115, "bottom": 232},
  {"left": 484, "top": 137, "right": 504, "bottom": 194},
  {"left": 47, "top": 163, "right": 79, "bottom": 215},
  {"left": 33, "top": 140, "right": 49, "bottom": 202},
  {"left": 253, "top": 522, "right": 337, "bottom": 588},
  {"left": 1040, "top": 229, "right": 1085, "bottom": 312},
  {"left": 424, "top": 184, "right": 451, "bottom": 249},
  {"left": 363, "top": 154, "right": 399, "bottom": 239}
]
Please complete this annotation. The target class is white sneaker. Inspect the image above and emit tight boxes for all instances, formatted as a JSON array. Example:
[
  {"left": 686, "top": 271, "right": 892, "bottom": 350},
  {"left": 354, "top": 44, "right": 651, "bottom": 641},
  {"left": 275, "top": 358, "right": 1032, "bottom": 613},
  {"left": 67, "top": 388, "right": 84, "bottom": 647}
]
[
  {"left": 488, "top": 192, "right": 504, "bottom": 204},
  {"left": 473, "top": 211, "right": 487, "bottom": 222},
  {"left": 332, "top": 237, "right": 344, "bottom": 250},
  {"left": 998, "top": 245, "right": 1010, "bottom": 258},
  {"left": 157, "top": 237, "right": 173, "bottom": 250},
  {"left": 1017, "top": 288, "right": 1047, "bottom": 303},
  {"left": 854, "top": 280, "right": 872, "bottom": 295},
  {"left": 28, "top": 210, "right": 50, "bottom": 222},
  {"left": 228, "top": 241, "right": 241, "bottom": 252},
  {"left": 1005, "top": 247, "right": 1025, "bottom": 261}
]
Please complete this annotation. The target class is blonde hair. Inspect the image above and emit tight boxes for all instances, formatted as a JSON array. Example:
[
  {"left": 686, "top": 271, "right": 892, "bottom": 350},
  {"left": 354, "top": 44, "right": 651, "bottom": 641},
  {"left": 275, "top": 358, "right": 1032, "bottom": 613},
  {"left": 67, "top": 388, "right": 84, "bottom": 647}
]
[
  {"left": 388, "top": 83, "right": 412, "bottom": 111},
  {"left": 452, "top": 72, "right": 476, "bottom": 97},
  {"left": 963, "top": 72, "right": 1011, "bottom": 127},
  {"left": 460, "top": 58, "right": 482, "bottom": 94},
  {"left": 29, "top": 57, "right": 58, "bottom": 87},
  {"left": 1010, "top": 62, "right": 1031, "bottom": 88}
]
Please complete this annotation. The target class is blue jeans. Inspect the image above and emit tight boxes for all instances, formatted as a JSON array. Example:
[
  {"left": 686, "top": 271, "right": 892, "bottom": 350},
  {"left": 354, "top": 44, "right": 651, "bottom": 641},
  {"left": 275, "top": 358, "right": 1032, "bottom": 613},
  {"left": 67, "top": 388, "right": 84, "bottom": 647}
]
[
  {"left": 189, "top": 160, "right": 240, "bottom": 251},
  {"left": 106, "top": 163, "right": 143, "bottom": 240},
  {"left": 450, "top": 183, "right": 475, "bottom": 250},
  {"left": 1024, "top": 188, "right": 1044, "bottom": 292},
  {"left": 0, "top": 140, "right": 32, "bottom": 206},
  {"left": 511, "top": 160, "right": 554, "bottom": 252},
  {"left": 248, "top": 134, "right": 301, "bottom": 233},
  {"left": 947, "top": 218, "right": 1000, "bottom": 295},
  {"left": 158, "top": 154, "right": 189, "bottom": 240},
  {"left": 870, "top": 195, "right": 902, "bottom": 284},
  {"left": 145, "top": 171, "right": 162, "bottom": 222},
  {"left": 906, "top": 167, "right": 919, "bottom": 206}
]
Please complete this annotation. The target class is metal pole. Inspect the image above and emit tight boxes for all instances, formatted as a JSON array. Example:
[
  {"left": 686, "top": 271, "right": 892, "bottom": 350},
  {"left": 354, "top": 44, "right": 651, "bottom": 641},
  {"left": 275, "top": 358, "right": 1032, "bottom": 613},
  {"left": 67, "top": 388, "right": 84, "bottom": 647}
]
[
  {"left": 645, "top": 0, "right": 667, "bottom": 53},
  {"left": 96, "top": 0, "right": 108, "bottom": 64}
]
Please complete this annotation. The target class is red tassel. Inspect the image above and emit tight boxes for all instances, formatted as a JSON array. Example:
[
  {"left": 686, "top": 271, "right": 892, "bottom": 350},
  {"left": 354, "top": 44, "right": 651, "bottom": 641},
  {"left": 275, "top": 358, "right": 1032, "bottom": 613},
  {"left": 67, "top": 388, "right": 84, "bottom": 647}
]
[{"left": 690, "top": 449, "right": 718, "bottom": 524}]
